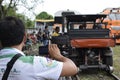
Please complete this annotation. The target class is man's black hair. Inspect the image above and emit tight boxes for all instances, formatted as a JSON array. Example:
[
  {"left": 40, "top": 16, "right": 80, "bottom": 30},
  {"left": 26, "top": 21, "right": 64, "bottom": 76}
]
[
  {"left": 0, "top": 16, "right": 25, "bottom": 47},
  {"left": 45, "top": 25, "right": 48, "bottom": 29},
  {"left": 55, "top": 27, "right": 60, "bottom": 31}
]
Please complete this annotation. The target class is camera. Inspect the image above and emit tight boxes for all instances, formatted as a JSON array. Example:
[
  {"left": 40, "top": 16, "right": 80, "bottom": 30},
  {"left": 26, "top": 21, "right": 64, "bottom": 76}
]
[{"left": 39, "top": 45, "right": 49, "bottom": 55}]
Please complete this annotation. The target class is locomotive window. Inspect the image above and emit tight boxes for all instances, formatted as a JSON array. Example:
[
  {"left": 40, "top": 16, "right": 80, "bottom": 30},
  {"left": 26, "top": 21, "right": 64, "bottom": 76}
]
[
  {"left": 109, "top": 13, "right": 120, "bottom": 20},
  {"left": 69, "top": 23, "right": 83, "bottom": 30},
  {"left": 69, "top": 22, "right": 106, "bottom": 30},
  {"left": 69, "top": 22, "right": 94, "bottom": 30}
]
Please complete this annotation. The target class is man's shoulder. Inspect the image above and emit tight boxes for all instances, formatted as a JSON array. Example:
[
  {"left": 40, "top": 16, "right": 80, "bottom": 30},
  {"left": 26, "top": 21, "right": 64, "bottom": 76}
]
[
  {"left": 18, "top": 56, "right": 47, "bottom": 64},
  {"left": 52, "top": 32, "right": 59, "bottom": 36},
  {"left": 18, "top": 56, "right": 34, "bottom": 64}
]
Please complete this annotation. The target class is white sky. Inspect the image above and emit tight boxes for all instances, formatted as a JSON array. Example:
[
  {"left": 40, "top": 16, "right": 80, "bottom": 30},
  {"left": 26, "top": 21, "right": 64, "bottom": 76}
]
[
  {"left": 17, "top": 0, "right": 120, "bottom": 19},
  {"left": 34, "top": 0, "right": 120, "bottom": 16}
]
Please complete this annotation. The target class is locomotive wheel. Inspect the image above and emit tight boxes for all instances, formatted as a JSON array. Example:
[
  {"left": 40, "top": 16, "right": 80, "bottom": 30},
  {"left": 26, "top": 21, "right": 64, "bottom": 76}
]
[{"left": 106, "top": 65, "right": 114, "bottom": 73}]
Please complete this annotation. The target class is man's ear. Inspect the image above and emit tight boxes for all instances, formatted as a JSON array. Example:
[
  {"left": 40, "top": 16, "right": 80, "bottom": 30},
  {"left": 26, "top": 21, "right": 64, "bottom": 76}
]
[
  {"left": 23, "top": 32, "right": 27, "bottom": 43},
  {"left": 0, "top": 40, "right": 2, "bottom": 49}
]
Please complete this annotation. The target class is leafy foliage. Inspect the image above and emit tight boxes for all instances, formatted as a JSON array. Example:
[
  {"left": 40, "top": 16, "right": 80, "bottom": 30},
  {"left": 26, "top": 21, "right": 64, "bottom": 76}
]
[
  {"left": 0, "top": 0, "right": 43, "bottom": 28},
  {"left": 36, "top": 11, "right": 53, "bottom": 19},
  {"left": 0, "top": 0, "right": 43, "bottom": 19},
  {"left": 16, "top": 14, "right": 34, "bottom": 28}
]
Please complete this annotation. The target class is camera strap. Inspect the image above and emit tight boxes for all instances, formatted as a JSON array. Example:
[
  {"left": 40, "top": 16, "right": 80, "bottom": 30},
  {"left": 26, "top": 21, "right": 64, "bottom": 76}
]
[{"left": 2, "top": 53, "right": 22, "bottom": 80}]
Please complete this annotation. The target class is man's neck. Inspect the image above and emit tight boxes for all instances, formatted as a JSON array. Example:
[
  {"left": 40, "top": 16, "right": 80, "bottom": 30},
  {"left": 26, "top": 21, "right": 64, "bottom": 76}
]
[{"left": 11, "top": 44, "right": 23, "bottom": 51}]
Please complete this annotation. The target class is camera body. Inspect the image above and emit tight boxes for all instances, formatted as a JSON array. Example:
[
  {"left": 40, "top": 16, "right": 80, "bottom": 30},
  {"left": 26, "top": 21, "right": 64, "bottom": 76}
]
[{"left": 39, "top": 45, "right": 49, "bottom": 55}]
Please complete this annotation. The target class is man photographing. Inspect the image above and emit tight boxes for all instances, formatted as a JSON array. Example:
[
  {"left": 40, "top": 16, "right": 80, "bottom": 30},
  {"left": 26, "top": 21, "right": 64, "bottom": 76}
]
[{"left": 0, "top": 16, "right": 78, "bottom": 80}]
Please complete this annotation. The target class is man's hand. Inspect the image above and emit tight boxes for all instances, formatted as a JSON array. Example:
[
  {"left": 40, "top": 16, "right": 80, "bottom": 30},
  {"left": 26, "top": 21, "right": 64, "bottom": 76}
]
[
  {"left": 48, "top": 44, "right": 78, "bottom": 76},
  {"left": 48, "top": 44, "right": 62, "bottom": 60}
]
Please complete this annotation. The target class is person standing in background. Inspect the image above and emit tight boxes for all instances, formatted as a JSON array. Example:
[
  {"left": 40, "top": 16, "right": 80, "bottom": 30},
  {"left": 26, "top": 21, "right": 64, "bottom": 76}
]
[
  {"left": 43, "top": 26, "right": 50, "bottom": 46},
  {"left": 37, "top": 28, "right": 43, "bottom": 43},
  {"left": 52, "top": 27, "right": 60, "bottom": 37}
]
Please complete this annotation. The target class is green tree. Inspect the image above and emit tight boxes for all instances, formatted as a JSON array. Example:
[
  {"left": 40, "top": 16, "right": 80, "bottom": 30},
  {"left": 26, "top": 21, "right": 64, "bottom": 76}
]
[
  {"left": 25, "top": 18, "right": 34, "bottom": 28},
  {"left": 0, "top": 0, "right": 44, "bottom": 19},
  {"left": 16, "top": 13, "right": 34, "bottom": 28},
  {"left": 36, "top": 11, "right": 53, "bottom": 20}
]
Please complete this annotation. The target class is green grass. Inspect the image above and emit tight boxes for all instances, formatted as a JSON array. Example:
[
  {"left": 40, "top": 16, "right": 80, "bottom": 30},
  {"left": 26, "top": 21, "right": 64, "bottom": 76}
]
[{"left": 113, "top": 46, "right": 120, "bottom": 78}]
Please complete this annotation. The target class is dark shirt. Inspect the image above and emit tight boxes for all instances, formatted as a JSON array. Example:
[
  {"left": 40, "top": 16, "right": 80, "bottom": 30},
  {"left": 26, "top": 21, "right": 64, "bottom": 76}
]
[{"left": 43, "top": 29, "right": 49, "bottom": 40}]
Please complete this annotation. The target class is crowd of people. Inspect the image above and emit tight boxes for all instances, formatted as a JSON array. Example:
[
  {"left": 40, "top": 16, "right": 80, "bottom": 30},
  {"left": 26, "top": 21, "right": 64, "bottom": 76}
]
[
  {"left": 26, "top": 26, "right": 60, "bottom": 43},
  {"left": 23, "top": 25, "right": 61, "bottom": 51}
]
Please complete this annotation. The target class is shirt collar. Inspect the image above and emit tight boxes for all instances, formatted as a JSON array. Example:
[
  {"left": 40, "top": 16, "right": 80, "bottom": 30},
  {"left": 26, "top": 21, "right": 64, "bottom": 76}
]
[{"left": 0, "top": 47, "right": 25, "bottom": 56}]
